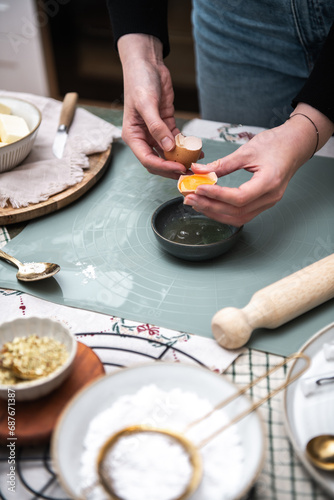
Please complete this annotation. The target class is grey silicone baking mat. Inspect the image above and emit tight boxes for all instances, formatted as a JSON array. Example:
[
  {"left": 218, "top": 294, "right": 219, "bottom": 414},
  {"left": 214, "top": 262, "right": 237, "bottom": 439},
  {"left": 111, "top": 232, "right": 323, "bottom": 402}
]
[{"left": 0, "top": 140, "right": 333, "bottom": 356}]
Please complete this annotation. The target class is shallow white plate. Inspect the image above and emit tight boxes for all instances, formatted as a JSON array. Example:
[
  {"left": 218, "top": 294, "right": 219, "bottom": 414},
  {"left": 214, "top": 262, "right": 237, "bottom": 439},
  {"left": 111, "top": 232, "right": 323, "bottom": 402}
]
[
  {"left": 52, "top": 362, "right": 266, "bottom": 499},
  {"left": 284, "top": 322, "right": 334, "bottom": 496}
]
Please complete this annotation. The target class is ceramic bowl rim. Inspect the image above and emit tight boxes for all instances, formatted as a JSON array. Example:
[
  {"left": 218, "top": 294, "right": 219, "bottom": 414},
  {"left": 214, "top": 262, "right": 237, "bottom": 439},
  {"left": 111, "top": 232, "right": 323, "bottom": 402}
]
[
  {"left": 0, "top": 316, "right": 77, "bottom": 391},
  {"left": 0, "top": 96, "right": 42, "bottom": 149}
]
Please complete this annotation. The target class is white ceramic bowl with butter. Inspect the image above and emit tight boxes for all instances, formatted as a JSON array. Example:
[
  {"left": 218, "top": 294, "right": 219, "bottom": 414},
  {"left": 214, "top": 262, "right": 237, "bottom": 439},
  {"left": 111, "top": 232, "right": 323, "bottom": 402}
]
[
  {"left": 0, "top": 96, "right": 42, "bottom": 173},
  {"left": 0, "top": 317, "right": 77, "bottom": 401}
]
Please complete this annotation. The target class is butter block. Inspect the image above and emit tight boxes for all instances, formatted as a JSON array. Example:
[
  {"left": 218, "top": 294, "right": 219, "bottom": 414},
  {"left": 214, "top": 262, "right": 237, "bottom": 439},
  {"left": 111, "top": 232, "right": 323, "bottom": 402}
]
[
  {"left": 0, "top": 113, "right": 30, "bottom": 144},
  {"left": 0, "top": 103, "right": 11, "bottom": 115}
]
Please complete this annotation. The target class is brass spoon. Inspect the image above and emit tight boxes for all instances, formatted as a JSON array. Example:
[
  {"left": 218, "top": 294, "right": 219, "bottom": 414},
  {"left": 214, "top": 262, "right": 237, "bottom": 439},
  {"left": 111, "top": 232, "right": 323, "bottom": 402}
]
[
  {"left": 0, "top": 362, "right": 42, "bottom": 381},
  {"left": 0, "top": 249, "right": 60, "bottom": 281},
  {"left": 306, "top": 435, "right": 334, "bottom": 471}
]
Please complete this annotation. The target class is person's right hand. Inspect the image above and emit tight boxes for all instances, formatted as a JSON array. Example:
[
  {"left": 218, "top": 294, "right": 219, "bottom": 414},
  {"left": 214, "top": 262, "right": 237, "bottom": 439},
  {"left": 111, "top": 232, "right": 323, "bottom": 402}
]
[
  {"left": 184, "top": 104, "right": 334, "bottom": 226},
  {"left": 118, "top": 34, "right": 188, "bottom": 179}
]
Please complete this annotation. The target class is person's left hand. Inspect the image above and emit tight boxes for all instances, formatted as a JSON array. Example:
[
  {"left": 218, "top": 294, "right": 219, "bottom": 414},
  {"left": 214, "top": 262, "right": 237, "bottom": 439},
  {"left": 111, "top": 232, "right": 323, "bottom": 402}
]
[{"left": 183, "top": 124, "right": 312, "bottom": 226}]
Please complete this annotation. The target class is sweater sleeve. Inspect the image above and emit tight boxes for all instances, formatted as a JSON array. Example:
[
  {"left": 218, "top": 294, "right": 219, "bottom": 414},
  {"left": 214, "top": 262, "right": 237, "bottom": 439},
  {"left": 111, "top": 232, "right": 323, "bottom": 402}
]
[
  {"left": 106, "top": 0, "right": 170, "bottom": 58},
  {"left": 292, "top": 22, "right": 334, "bottom": 122}
]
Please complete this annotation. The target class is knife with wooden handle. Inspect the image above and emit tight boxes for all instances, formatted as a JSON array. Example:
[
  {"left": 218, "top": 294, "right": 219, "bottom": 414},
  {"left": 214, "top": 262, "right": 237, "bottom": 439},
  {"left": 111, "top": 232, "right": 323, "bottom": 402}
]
[
  {"left": 52, "top": 92, "right": 78, "bottom": 159},
  {"left": 212, "top": 253, "right": 334, "bottom": 349}
]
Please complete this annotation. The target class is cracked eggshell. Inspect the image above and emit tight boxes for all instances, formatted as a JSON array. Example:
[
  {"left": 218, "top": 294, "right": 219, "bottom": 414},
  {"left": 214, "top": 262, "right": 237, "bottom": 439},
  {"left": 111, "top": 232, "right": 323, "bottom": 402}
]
[
  {"left": 177, "top": 172, "right": 218, "bottom": 195},
  {"left": 164, "top": 133, "right": 202, "bottom": 169}
]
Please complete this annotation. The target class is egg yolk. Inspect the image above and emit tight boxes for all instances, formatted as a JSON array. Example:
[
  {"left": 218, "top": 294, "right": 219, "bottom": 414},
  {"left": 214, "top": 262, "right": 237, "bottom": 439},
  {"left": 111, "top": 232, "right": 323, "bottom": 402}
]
[{"left": 179, "top": 174, "right": 216, "bottom": 192}]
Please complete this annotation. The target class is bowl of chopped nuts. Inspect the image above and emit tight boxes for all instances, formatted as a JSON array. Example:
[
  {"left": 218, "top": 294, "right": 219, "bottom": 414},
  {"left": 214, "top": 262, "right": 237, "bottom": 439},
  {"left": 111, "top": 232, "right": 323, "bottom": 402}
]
[{"left": 0, "top": 317, "right": 77, "bottom": 401}]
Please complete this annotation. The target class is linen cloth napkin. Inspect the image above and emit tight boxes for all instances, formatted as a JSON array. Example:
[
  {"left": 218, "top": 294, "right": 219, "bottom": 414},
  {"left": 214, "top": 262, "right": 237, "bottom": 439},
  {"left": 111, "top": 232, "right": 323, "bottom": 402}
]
[{"left": 0, "top": 90, "right": 121, "bottom": 208}]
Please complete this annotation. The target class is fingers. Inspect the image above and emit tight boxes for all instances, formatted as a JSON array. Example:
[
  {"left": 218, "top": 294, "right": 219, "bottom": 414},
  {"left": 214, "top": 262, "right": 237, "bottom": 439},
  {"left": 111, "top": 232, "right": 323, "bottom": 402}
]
[
  {"left": 141, "top": 107, "right": 175, "bottom": 152},
  {"left": 122, "top": 111, "right": 175, "bottom": 154},
  {"left": 124, "top": 137, "right": 188, "bottom": 179},
  {"left": 196, "top": 169, "right": 282, "bottom": 206},
  {"left": 128, "top": 138, "right": 187, "bottom": 179},
  {"left": 191, "top": 142, "right": 257, "bottom": 177},
  {"left": 131, "top": 80, "right": 176, "bottom": 153},
  {"left": 122, "top": 105, "right": 187, "bottom": 178},
  {"left": 184, "top": 191, "right": 276, "bottom": 226},
  {"left": 190, "top": 202, "right": 274, "bottom": 227},
  {"left": 183, "top": 167, "right": 285, "bottom": 225},
  {"left": 121, "top": 90, "right": 187, "bottom": 177}
]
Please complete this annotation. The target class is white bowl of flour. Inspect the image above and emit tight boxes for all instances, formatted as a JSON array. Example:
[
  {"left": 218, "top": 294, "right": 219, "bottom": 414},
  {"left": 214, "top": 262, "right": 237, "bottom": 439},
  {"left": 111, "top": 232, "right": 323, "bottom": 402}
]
[{"left": 52, "top": 363, "right": 266, "bottom": 499}]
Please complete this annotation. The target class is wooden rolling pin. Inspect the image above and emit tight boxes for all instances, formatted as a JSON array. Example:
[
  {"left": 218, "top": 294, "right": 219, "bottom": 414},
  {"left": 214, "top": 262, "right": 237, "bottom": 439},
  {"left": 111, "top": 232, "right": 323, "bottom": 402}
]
[{"left": 212, "top": 253, "right": 334, "bottom": 349}]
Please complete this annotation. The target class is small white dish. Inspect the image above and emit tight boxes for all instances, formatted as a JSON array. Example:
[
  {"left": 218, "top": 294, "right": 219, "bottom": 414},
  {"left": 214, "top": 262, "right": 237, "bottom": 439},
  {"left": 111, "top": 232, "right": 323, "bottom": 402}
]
[
  {"left": 52, "top": 362, "right": 266, "bottom": 500},
  {"left": 0, "top": 317, "right": 77, "bottom": 401},
  {"left": 0, "top": 96, "right": 42, "bottom": 173},
  {"left": 284, "top": 322, "right": 334, "bottom": 497}
]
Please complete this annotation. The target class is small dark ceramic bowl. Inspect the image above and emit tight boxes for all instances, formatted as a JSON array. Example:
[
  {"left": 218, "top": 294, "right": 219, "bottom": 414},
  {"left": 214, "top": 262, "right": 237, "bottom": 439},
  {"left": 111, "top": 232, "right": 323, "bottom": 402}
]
[{"left": 151, "top": 197, "right": 243, "bottom": 261}]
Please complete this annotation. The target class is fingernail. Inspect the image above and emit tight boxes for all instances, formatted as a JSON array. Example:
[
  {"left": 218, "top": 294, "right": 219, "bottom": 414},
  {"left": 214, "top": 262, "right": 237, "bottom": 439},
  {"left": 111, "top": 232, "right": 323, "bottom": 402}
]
[
  {"left": 161, "top": 136, "right": 174, "bottom": 151},
  {"left": 191, "top": 163, "right": 206, "bottom": 170},
  {"left": 183, "top": 195, "right": 195, "bottom": 206}
]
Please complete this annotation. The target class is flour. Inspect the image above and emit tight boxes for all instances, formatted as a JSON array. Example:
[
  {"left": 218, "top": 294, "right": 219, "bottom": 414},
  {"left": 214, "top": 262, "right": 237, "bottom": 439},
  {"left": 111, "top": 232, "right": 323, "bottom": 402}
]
[
  {"left": 82, "top": 265, "right": 96, "bottom": 281},
  {"left": 22, "top": 262, "right": 47, "bottom": 274},
  {"left": 79, "top": 384, "right": 245, "bottom": 500},
  {"left": 101, "top": 432, "right": 193, "bottom": 500}
]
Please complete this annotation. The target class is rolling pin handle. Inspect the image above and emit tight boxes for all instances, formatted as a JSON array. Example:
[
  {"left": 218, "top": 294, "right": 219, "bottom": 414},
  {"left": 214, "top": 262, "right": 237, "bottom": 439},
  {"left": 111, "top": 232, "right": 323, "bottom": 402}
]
[
  {"left": 211, "top": 307, "right": 252, "bottom": 350},
  {"left": 212, "top": 253, "right": 334, "bottom": 350}
]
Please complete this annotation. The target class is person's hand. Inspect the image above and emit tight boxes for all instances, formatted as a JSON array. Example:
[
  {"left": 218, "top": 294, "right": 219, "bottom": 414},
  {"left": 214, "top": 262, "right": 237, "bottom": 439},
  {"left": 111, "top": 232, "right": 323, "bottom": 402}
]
[
  {"left": 184, "top": 126, "right": 303, "bottom": 226},
  {"left": 184, "top": 106, "right": 334, "bottom": 226},
  {"left": 118, "top": 34, "right": 188, "bottom": 179}
]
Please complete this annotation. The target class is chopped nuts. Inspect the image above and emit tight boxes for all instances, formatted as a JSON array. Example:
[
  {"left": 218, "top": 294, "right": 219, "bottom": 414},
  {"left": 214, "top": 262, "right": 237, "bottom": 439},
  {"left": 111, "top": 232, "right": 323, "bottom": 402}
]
[
  {"left": 0, "top": 334, "right": 68, "bottom": 384},
  {"left": 0, "top": 367, "right": 18, "bottom": 385}
]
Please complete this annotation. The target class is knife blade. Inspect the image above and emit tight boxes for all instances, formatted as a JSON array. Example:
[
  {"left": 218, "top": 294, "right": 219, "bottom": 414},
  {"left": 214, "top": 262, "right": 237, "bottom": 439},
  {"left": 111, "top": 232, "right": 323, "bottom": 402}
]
[{"left": 52, "top": 92, "right": 78, "bottom": 159}]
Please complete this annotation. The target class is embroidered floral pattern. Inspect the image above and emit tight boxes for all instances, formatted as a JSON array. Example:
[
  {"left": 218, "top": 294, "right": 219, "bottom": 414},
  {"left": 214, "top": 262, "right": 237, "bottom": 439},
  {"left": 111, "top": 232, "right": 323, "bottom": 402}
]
[{"left": 137, "top": 323, "right": 160, "bottom": 336}]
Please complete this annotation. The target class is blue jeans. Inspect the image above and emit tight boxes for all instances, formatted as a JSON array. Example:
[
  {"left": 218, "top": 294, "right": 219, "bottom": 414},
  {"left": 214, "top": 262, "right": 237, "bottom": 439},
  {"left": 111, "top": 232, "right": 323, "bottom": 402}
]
[{"left": 192, "top": 0, "right": 334, "bottom": 127}]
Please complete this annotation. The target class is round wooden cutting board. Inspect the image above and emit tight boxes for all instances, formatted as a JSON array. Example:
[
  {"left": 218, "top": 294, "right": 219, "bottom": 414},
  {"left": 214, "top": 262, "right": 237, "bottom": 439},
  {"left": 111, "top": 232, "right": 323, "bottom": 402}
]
[
  {"left": 0, "top": 342, "right": 105, "bottom": 446},
  {"left": 0, "top": 147, "right": 112, "bottom": 226}
]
